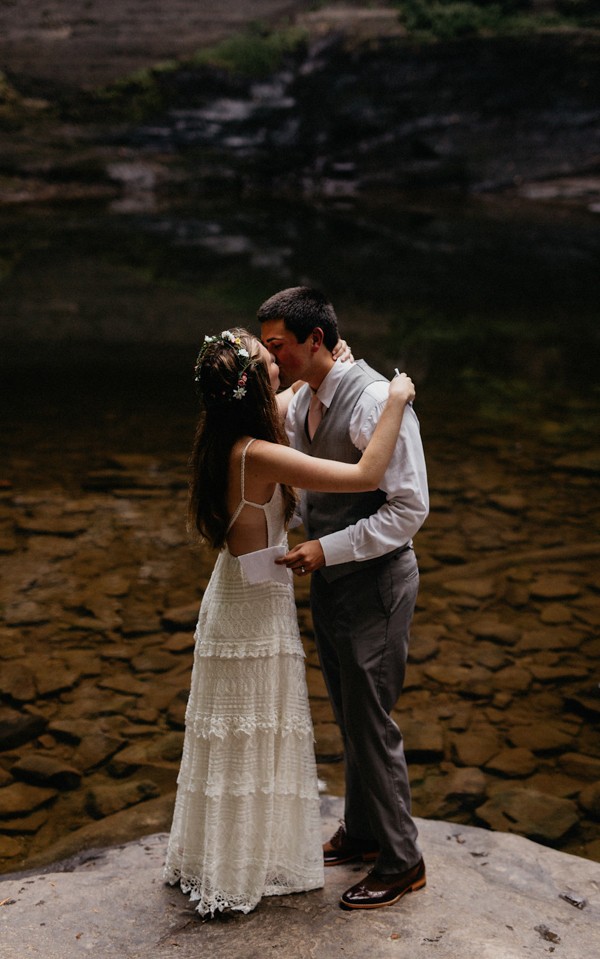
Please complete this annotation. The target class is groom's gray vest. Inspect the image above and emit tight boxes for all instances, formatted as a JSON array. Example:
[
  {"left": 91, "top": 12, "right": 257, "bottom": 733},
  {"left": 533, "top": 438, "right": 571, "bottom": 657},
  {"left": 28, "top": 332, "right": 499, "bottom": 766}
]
[{"left": 293, "top": 360, "right": 392, "bottom": 583}]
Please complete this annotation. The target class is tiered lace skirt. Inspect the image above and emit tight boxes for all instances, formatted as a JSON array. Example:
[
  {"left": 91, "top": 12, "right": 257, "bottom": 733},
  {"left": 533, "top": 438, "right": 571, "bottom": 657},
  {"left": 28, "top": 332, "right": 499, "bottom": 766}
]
[{"left": 163, "top": 548, "right": 324, "bottom": 916}]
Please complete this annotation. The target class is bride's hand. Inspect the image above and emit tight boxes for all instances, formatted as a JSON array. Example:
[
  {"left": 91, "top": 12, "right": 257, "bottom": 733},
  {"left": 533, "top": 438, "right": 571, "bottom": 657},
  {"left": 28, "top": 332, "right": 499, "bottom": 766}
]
[
  {"left": 332, "top": 338, "right": 354, "bottom": 363},
  {"left": 389, "top": 371, "right": 415, "bottom": 405}
]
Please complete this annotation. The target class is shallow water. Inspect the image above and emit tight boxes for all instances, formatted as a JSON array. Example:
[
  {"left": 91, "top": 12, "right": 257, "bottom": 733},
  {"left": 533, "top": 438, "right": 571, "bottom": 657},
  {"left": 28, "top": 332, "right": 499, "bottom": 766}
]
[{"left": 1, "top": 194, "right": 599, "bottom": 870}]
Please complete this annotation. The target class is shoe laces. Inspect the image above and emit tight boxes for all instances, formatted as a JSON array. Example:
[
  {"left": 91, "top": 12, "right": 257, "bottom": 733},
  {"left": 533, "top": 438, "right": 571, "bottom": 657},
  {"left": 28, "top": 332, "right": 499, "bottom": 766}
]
[{"left": 331, "top": 822, "right": 347, "bottom": 849}]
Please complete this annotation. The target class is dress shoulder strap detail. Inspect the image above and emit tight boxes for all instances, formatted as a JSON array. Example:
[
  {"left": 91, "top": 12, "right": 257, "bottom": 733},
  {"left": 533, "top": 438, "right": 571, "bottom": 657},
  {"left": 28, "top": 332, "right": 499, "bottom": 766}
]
[
  {"left": 226, "top": 438, "right": 258, "bottom": 534},
  {"left": 240, "top": 438, "right": 257, "bottom": 501}
]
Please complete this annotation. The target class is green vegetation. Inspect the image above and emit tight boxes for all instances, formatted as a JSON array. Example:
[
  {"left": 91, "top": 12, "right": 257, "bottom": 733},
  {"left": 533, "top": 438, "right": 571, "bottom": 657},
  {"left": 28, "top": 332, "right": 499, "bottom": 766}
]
[
  {"left": 88, "top": 24, "right": 308, "bottom": 123},
  {"left": 64, "top": 8, "right": 599, "bottom": 123},
  {"left": 189, "top": 22, "right": 308, "bottom": 77},
  {"left": 393, "top": 0, "right": 600, "bottom": 39}
]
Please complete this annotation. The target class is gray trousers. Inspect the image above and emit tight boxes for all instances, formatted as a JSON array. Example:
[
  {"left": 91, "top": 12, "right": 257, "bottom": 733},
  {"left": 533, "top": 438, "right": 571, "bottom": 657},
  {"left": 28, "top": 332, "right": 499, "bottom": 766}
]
[{"left": 311, "top": 546, "right": 421, "bottom": 875}]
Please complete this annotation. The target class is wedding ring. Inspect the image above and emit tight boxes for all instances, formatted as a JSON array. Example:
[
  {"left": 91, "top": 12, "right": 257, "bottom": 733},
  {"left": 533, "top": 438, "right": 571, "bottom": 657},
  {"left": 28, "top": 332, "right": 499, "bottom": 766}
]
[{"left": 301, "top": 566, "right": 306, "bottom": 574}]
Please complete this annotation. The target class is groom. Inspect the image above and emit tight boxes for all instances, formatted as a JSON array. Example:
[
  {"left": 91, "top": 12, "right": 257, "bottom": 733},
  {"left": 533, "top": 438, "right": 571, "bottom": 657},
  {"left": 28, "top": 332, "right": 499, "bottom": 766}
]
[{"left": 258, "top": 287, "right": 429, "bottom": 910}]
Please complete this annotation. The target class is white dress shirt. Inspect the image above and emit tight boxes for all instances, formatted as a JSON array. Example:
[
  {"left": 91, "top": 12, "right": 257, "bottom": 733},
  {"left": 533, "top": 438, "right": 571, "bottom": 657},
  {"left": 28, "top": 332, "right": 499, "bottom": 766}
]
[{"left": 285, "top": 359, "right": 429, "bottom": 567}]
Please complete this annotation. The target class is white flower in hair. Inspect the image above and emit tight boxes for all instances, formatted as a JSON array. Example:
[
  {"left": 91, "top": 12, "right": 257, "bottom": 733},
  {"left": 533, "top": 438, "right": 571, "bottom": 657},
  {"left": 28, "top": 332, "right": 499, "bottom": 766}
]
[{"left": 194, "top": 330, "right": 254, "bottom": 400}]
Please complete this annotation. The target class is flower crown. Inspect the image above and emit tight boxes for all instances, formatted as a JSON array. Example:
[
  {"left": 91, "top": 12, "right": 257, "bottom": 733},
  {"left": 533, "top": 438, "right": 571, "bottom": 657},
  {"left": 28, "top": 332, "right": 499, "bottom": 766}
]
[{"left": 194, "top": 330, "right": 254, "bottom": 401}]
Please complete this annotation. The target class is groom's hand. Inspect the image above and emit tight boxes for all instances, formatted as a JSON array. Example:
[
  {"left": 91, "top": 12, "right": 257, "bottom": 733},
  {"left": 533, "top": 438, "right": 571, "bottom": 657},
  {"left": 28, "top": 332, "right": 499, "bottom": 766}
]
[{"left": 276, "top": 540, "right": 325, "bottom": 576}]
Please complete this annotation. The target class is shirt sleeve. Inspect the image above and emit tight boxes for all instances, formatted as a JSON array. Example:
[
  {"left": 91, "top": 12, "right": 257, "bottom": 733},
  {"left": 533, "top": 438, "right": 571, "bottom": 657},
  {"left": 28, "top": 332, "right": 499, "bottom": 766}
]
[{"left": 318, "top": 382, "right": 429, "bottom": 567}]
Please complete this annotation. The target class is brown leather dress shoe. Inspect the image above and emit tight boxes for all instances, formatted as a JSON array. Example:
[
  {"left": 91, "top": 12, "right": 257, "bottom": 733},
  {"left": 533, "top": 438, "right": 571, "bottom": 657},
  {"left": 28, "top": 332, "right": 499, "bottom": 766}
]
[
  {"left": 339, "top": 858, "right": 426, "bottom": 909},
  {"left": 323, "top": 823, "right": 379, "bottom": 867}
]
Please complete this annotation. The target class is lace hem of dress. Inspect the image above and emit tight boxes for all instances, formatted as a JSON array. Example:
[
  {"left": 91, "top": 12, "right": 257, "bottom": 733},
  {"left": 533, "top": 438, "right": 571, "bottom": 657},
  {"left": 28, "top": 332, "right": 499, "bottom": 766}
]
[{"left": 164, "top": 866, "right": 323, "bottom": 917}]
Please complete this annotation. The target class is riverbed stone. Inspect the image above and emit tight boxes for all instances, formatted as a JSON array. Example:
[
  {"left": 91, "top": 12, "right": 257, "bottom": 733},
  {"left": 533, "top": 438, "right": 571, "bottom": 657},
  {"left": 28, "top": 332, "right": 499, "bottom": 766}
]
[
  {"left": 120, "top": 606, "right": 163, "bottom": 636},
  {"left": 527, "top": 772, "right": 582, "bottom": 799},
  {"left": 0, "top": 836, "right": 23, "bottom": 859},
  {"left": 164, "top": 632, "right": 195, "bottom": 653},
  {"left": 530, "top": 575, "right": 582, "bottom": 601},
  {"left": 442, "top": 767, "right": 488, "bottom": 807},
  {"left": 484, "top": 747, "right": 538, "bottom": 778},
  {"left": 487, "top": 492, "right": 527, "bottom": 513},
  {"left": 564, "top": 687, "right": 600, "bottom": 720},
  {"left": 473, "top": 643, "right": 511, "bottom": 671},
  {"left": 165, "top": 689, "right": 188, "bottom": 729},
  {"left": 529, "top": 663, "right": 589, "bottom": 683},
  {"left": 314, "top": 723, "right": 343, "bottom": 762},
  {"left": 31, "top": 659, "right": 80, "bottom": 696},
  {"left": 0, "top": 767, "right": 12, "bottom": 787},
  {"left": 306, "top": 664, "right": 330, "bottom": 699},
  {"left": 402, "top": 718, "right": 445, "bottom": 762},
  {"left": 10, "top": 754, "right": 82, "bottom": 790},
  {"left": 4, "top": 599, "right": 50, "bottom": 626},
  {"left": 559, "top": 752, "right": 600, "bottom": 781},
  {"left": 107, "top": 733, "right": 184, "bottom": 786},
  {"left": 0, "top": 782, "right": 57, "bottom": 818},
  {"left": 518, "top": 627, "right": 565, "bottom": 651},
  {"left": 85, "top": 779, "right": 161, "bottom": 819},
  {"left": 476, "top": 788, "right": 579, "bottom": 843},
  {"left": 451, "top": 728, "right": 503, "bottom": 767},
  {"left": 72, "top": 733, "right": 126, "bottom": 772},
  {"left": 422, "top": 664, "right": 492, "bottom": 691},
  {"left": 97, "top": 673, "right": 147, "bottom": 696},
  {"left": 0, "top": 708, "right": 46, "bottom": 750},
  {"left": 508, "top": 723, "right": 574, "bottom": 754},
  {"left": 409, "top": 624, "right": 443, "bottom": 662},
  {"left": 579, "top": 783, "right": 600, "bottom": 820},
  {"left": 554, "top": 449, "right": 600, "bottom": 474},
  {"left": 442, "top": 577, "right": 496, "bottom": 600},
  {"left": 131, "top": 649, "right": 180, "bottom": 673},
  {"left": 539, "top": 602, "right": 573, "bottom": 624},
  {"left": 46, "top": 719, "right": 95, "bottom": 744},
  {"left": 504, "top": 582, "right": 531, "bottom": 607},
  {"left": 0, "top": 663, "right": 37, "bottom": 703},
  {"left": 161, "top": 603, "right": 200, "bottom": 631},
  {"left": 468, "top": 616, "right": 521, "bottom": 645},
  {"left": 0, "top": 808, "right": 49, "bottom": 835},
  {"left": 493, "top": 665, "right": 532, "bottom": 692}
]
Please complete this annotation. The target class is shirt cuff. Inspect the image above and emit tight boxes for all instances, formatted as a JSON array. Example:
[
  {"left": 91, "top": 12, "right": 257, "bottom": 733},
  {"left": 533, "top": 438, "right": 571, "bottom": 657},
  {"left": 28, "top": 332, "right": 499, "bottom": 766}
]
[{"left": 319, "top": 529, "right": 354, "bottom": 567}]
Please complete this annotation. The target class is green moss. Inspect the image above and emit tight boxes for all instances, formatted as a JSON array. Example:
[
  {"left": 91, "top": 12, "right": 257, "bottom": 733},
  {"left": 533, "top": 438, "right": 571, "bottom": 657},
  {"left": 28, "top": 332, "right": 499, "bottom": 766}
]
[
  {"left": 87, "top": 25, "right": 308, "bottom": 123},
  {"left": 188, "top": 23, "right": 308, "bottom": 77}
]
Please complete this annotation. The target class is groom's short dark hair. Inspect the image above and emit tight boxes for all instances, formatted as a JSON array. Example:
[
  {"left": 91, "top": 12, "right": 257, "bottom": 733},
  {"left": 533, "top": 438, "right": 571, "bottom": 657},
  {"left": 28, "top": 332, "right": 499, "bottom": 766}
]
[{"left": 257, "top": 287, "right": 339, "bottom": 351}]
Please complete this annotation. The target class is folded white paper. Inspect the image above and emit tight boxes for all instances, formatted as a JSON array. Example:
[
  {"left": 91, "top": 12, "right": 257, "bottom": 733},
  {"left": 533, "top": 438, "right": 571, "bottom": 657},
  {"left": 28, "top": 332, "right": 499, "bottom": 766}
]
[{"left": 238, "top": 545, "right": 292, "bottom": 585}]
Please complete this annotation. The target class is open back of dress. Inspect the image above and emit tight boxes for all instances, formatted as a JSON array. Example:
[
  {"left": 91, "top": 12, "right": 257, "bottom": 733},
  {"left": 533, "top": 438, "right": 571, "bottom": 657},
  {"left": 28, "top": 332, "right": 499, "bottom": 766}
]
[{"left": 163, "top": 437, "right": 323, "bottom": 915}]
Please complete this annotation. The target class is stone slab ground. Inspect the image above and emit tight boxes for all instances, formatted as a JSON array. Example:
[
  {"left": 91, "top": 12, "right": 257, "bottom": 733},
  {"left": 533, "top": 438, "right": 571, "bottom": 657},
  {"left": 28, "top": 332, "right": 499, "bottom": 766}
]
[{"left": 1, "top": 798, "right": 599, "bottom": 959}]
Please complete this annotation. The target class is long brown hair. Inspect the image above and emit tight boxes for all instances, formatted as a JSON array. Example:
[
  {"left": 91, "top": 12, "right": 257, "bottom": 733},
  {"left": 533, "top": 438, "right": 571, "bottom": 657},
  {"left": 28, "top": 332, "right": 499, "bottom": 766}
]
[{"left": 189, "top": 328, "right": 296, "bottom": 549}]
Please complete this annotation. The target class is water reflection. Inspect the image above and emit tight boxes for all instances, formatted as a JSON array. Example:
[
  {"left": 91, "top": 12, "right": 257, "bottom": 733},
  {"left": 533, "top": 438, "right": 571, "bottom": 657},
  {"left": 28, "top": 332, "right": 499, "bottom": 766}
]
[{"left": 1, "top": 196, "right": 598, "bottom": 391}]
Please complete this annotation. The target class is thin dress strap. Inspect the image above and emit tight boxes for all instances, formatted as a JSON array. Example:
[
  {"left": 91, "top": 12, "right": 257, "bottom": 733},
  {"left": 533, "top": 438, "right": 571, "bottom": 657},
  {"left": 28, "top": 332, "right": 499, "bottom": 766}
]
[{"left": 226, "top": 438, "right": 257, "bottom": 534}]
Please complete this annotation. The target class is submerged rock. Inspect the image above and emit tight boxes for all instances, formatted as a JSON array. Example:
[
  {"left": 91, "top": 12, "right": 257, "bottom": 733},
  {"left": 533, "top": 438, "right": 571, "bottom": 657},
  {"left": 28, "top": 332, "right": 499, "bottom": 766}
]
[
  {"left": 10, "top": 755, "right": 82, "bottom": 790},
  {"left": 476, "top": 788, "right": 579, "bottom": 843}
]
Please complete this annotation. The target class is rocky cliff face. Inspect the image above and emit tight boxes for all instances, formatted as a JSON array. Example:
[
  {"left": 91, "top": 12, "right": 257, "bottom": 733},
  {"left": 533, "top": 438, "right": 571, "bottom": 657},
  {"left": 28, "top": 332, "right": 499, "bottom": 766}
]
[{"left": 1, "top": 17, "right": 599, "bottom": 207}]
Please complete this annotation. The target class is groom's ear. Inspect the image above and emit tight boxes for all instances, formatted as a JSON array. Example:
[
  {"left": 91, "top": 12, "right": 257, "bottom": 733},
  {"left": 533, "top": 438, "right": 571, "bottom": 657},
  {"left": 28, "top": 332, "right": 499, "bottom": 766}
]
[{"left": 310, "top": 327, "right": 325, "bottom": 352}]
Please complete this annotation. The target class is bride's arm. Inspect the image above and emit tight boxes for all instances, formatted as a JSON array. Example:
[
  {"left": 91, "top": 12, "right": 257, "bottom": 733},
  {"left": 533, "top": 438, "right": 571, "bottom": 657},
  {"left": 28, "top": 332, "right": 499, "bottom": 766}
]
[{"left": 251, "top": 373, "right": 415, "bottom": 493}]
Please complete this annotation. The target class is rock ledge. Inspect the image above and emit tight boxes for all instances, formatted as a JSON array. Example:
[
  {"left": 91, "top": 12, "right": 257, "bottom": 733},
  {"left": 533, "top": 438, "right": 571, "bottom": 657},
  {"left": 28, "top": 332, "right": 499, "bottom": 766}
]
[{"left": 1, "top": 799, "right": 599, "bottom": 959}]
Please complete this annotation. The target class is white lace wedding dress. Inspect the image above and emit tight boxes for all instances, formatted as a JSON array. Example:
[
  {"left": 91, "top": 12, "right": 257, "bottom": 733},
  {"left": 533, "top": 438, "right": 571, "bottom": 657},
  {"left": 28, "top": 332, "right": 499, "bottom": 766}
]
[{"left": 163, "top": 440, "right": 324, "bottom": 916}]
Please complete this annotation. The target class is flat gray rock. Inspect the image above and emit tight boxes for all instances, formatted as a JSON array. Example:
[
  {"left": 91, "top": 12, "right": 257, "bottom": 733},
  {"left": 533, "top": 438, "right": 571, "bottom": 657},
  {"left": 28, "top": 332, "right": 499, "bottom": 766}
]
[{"left": 1, "top": 799, "right": 599, "bottom": 959}]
